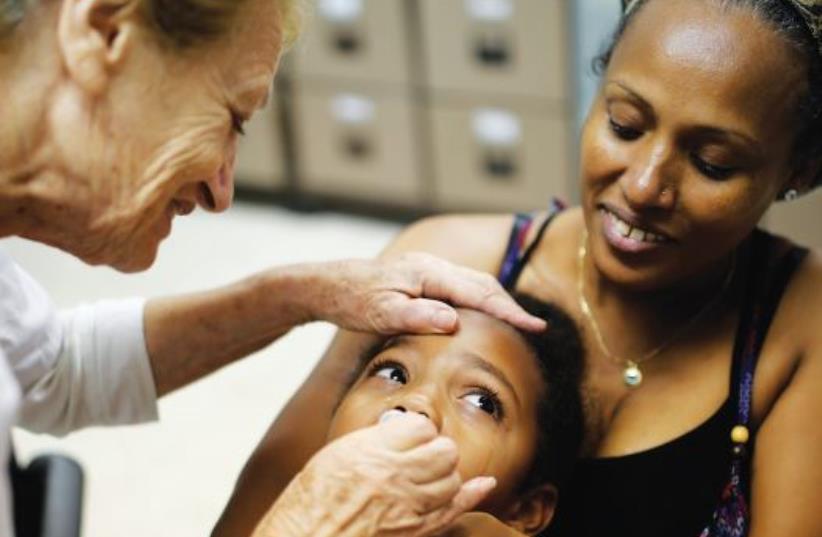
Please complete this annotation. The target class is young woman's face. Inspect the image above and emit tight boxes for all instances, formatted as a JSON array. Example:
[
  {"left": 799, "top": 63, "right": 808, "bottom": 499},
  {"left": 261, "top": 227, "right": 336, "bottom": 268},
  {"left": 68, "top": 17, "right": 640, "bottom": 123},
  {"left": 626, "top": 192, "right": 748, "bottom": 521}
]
[
  {"left": 328, "top": 309, "right": 545, "bottom": 512},
  {"left": 580, "top": 0, "right": 807, "bottom": 289}
]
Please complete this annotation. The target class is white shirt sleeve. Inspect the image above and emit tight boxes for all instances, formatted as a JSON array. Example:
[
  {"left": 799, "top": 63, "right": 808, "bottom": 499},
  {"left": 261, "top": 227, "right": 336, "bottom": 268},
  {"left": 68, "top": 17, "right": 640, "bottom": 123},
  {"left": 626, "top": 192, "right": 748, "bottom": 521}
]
[
  {"left": 0, "top": 251, "right": 159, "bottom": 436},
  {"left": 18, "top": 298, "right": 160, "bottom": 435}
]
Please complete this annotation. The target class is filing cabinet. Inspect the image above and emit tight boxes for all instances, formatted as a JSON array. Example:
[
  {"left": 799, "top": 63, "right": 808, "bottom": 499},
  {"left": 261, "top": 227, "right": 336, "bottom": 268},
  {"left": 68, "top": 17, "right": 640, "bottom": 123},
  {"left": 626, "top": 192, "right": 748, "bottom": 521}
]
[
  {"left": 429, "top": 98, "right": 572, "bottom": 212},
  {"left": 289, "top": 0, "right": 413, "bottom": 86},
  {"left": 235, "top": 96, "right": 287, "bottom": 190},
  {"left": 763, "top": 190, "right": 822, "bottom": 249},
  {"left": 292, "top": 83, "right": 424, "bottom": 204},
  {"left": 418, "top": 0, "right": 570, "bottom": 101}
]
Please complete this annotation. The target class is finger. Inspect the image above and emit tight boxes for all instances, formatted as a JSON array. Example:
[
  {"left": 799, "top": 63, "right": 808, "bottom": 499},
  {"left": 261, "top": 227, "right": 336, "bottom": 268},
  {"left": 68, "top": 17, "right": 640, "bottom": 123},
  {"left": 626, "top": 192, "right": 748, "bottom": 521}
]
[
  {"left": 420, "top": 271, "right": 546, "bottom": 333},
  {"left": 416, "top": 477, "right": 497, "bottom": 535},
  {"left": 402, "top": 436, "right": 459, "bottom": 484},
  {"left": 373, "top": 412, "right": 438, "bottom": 451},
  {"left": 479, "top": 292, "right": 548, "bottom": 333},
  {"left": 378, "top": 296, "right": 459, "bottom": 334},
  {"left": 410, "top": 471, "right": 463, "bottom": 515}
]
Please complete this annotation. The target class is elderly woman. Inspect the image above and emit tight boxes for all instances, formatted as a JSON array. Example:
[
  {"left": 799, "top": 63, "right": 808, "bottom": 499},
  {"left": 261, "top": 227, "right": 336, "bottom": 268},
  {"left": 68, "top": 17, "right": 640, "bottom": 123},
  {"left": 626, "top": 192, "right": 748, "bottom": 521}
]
[
  {"left": 217, "top": 0, "right": 822, "bottom": 536},
  {"left": 0, "top": 0, "right": 548, "bottom": 535}
]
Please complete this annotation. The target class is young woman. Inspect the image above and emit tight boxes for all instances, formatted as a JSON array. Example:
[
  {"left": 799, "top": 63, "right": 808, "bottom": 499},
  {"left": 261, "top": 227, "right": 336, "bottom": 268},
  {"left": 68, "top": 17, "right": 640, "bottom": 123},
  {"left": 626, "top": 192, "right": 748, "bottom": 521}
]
[{"left": 217, "top": 0, "right": 822, "bottom": 536}]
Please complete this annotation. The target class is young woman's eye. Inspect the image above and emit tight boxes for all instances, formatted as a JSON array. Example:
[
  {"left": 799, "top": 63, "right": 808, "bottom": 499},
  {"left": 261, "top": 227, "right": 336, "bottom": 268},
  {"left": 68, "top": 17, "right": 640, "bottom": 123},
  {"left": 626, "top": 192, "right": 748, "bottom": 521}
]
[
  {"left": 608, "top": 117, "right": 643, "bottom": 141},
  {"left": 463, "top": 391, "right": 504, "bottom": 420},
  {"left": 690, "top": 154, "right": 736, "bottom": 181},
  {"left": 230, "top": 112, "right": 247, "bottom": 136},
  {"left": 371, "top": 362, "right": 407, "bottom": 384}
]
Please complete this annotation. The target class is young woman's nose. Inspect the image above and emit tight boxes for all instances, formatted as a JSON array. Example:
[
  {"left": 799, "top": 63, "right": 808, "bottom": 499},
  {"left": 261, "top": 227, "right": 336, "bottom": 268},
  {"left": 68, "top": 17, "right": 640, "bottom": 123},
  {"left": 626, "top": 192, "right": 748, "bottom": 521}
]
[{"left": 620, "top": 141, "right": 678, "bottom": 211}]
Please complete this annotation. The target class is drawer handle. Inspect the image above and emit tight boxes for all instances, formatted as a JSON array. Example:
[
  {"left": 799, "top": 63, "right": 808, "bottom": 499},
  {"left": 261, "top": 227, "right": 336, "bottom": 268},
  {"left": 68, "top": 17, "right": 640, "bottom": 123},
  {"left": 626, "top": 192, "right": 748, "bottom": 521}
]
[
  {"left": 475, "top": 38, "right": 511, "bottom": 66},
  {"left": 342, "top": 135, "right": 373, "bottom": 160},
  {"left": 483, "top": 153, "right": 518, "bottom": 180},
  {"left": 333, "top": 30, "right": 362, "bottom": 54}
]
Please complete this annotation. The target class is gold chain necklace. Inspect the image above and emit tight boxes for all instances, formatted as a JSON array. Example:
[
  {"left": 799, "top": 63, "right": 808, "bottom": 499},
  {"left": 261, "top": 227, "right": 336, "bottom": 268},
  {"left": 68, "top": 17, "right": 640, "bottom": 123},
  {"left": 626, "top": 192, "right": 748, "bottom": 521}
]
[{"left": 577, "top": 229, "right": 736, "bottom": 388}]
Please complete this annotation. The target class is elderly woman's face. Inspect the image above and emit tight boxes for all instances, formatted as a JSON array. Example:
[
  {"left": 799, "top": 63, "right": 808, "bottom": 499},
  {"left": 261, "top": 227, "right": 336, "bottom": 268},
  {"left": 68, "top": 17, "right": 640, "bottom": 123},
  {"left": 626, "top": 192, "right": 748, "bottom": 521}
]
[
  {"left": 579, "top": 0, "right": 807, "bottom": 289},
  {"left": 52, "top": 0, "right": 282, "bottom": 271}
]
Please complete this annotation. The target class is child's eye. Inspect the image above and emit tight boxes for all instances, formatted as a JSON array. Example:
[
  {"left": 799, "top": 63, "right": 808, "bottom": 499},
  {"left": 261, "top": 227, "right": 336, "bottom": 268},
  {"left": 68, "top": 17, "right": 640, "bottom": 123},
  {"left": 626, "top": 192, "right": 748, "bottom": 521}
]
[
  {"left": 463, "top": 391, "right": 504, "bottom": 420},
  {"left": 371, "top": 362, "right": 407, "bottom": 384}
]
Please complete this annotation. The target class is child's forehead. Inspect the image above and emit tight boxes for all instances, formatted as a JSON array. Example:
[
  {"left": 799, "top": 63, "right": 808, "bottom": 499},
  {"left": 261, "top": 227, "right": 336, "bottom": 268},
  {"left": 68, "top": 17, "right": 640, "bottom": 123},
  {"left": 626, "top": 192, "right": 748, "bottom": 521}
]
[{"left": 380, "top": 309, "right": 533, "bottom": 364}]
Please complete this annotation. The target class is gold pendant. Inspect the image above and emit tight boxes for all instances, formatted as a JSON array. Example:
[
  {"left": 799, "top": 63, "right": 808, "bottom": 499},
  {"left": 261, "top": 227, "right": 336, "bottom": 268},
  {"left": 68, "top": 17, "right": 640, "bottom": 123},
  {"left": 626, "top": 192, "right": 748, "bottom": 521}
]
[{"left": 623, "top": 361, "right": 643, "bottom": 388}]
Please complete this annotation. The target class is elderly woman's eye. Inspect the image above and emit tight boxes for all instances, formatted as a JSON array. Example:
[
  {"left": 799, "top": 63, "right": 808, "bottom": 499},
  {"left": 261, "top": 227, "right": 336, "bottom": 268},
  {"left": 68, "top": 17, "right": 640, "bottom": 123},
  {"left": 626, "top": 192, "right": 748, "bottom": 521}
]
[
  {"left": 230, "top": 112, "right": 247, "bottom": 136},
  {"left": 463, "top": 389, "right": 504, "bottom": 420},
  {"left": 609, "top": 117, "right": 643, "bottom": 141},
  {"left": 370, "top": 361, "right": 407, "bottom": 384}
]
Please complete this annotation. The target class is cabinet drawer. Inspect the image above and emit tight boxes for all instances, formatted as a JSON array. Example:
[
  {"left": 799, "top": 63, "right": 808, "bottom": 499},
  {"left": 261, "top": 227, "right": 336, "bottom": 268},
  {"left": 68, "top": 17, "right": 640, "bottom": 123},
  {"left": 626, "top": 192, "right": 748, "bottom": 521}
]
[
  {"left": 429, "top": 100, "right": 572, "bottom": 212},
  {"left": 293, "top": 84, "right": 423, "bottom": 204},
  {"left": 419, "top": 0, "right": 569, "bottom": 100},
  {"left": 290, "top": 0, "right": 412, "bottom": 86}
]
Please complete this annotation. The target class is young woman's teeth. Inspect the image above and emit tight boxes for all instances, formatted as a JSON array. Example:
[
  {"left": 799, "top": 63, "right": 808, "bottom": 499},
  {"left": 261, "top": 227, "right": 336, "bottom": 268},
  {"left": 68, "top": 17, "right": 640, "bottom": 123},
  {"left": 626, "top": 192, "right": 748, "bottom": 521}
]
[{"left": 610, "top": 211, "right": 666, "bottom": 243}]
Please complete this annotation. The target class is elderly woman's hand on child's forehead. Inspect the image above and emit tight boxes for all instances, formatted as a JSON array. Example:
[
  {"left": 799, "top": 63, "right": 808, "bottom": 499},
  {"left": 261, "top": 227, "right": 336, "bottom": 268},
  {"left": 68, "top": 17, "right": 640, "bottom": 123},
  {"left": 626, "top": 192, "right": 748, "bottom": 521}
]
[{"left": 303, "top": 253, "right": 547, "bottom": 335}]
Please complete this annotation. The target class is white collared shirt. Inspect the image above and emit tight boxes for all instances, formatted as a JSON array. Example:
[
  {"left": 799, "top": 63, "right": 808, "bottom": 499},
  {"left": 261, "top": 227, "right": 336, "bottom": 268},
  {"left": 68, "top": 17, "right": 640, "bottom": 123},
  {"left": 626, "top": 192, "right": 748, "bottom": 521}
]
[{"left": 0, "top": 250, "right": 158, "bottom": 536}]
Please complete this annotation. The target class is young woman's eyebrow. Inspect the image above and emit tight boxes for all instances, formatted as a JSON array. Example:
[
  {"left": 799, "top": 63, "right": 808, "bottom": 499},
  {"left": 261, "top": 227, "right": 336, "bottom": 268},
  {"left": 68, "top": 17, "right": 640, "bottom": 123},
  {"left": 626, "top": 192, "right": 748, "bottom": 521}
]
[
  {"left": 608, "top": 81, "right": 762, "bottom": 153},
  {"left": 606, "top": 81, "right": 654, "bottom": 116},
  {"left": 459, "top": 352, "right": 521, "bottom": 409}
]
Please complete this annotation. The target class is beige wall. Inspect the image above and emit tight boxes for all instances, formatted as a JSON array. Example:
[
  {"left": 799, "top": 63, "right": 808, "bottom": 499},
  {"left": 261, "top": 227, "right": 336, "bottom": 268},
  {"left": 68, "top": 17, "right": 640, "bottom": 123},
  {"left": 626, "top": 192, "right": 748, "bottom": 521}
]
[{"left": 762, "top": 189, "right": 822, "bottom": 250}]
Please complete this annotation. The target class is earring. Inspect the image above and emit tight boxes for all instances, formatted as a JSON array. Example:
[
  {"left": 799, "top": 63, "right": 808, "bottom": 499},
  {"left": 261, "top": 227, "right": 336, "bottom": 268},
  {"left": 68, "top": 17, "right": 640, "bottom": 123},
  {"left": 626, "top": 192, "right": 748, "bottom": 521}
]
[{"left": 783, "top": 189, "right": 799, "bottom": 201}]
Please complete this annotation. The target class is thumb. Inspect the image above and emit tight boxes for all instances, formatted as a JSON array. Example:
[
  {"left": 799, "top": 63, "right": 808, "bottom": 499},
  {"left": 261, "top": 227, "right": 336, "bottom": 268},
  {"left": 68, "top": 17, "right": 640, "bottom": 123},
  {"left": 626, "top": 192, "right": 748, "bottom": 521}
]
[{"left": 377, "top": 297, "right": 459, "bottom": 334}]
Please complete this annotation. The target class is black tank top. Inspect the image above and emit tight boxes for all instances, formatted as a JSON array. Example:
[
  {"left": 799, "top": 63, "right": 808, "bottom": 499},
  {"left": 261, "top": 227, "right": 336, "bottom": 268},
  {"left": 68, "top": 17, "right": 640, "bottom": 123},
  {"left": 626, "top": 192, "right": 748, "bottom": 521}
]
[{"left": 498, "top": 208, "right": 808, "bottom": 537}]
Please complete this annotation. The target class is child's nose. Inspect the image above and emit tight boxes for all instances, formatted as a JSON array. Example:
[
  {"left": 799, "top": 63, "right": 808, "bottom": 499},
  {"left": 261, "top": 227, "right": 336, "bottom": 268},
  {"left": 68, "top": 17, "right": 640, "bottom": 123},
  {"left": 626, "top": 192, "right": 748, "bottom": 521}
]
[
  {"left": 387, "top": 396, "right": 443, "bottom": 430},
  {"left": 394, "top": 405, "right": 428, "bottom": 419}
]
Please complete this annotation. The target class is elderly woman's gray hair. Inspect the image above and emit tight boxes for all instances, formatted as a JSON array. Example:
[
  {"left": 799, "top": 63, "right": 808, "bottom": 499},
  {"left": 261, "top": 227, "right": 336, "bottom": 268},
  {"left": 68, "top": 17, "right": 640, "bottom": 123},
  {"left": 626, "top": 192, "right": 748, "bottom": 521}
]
[{"left": 0, "top": 0, "right": 302, "bottom": 46}]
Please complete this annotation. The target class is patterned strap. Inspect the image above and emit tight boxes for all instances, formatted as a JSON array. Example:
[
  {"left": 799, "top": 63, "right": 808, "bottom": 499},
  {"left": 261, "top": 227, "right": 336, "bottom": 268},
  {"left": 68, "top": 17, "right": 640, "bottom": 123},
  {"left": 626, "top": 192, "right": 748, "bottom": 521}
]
[
  {"left": 701, "top": 232, "right": 809, "bottom": 537},
  {"left": 498, "top": 199, "right": 566, "bottom": 290},
  {"left": 498, "top": 213, "right": 535, "bottom": 289}
]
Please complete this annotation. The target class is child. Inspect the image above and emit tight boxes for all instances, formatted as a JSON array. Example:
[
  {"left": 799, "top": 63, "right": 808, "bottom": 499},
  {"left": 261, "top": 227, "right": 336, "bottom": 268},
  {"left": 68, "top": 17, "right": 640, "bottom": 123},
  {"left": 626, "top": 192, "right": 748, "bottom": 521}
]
[{"left": 327, "top": 294, "right": 584, "bottom": 536}]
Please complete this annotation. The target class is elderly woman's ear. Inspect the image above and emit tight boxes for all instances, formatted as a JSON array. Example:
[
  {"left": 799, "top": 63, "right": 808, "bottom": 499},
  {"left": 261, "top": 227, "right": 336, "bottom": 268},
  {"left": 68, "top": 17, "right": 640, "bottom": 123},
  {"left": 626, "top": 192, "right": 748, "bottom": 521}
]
[{"left": 58, "top": 0, "right": 140, "bottom": 95}]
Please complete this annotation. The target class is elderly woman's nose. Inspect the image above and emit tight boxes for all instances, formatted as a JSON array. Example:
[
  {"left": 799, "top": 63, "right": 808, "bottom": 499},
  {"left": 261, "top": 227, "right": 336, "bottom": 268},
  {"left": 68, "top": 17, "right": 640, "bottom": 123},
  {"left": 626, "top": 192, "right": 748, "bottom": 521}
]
[
  {"left": 620, "top": 143, "right": 677, "bottom": 210},
  {"left": 201, "top": 161, "right": 235, "bottom": 213}
]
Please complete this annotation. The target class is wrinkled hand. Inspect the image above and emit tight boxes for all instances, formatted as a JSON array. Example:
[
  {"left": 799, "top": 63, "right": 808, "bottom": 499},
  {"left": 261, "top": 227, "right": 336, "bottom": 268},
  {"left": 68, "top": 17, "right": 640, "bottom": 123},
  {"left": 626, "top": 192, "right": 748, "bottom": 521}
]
[
  {"left": 437, "top": 512, "right": 529, "bottom": 537},
  {"left": 307, "top": 253, "right": 546, "bottom": 334},
  {"left": 252, "top": 413, "right": 496, "bottom": 537}
]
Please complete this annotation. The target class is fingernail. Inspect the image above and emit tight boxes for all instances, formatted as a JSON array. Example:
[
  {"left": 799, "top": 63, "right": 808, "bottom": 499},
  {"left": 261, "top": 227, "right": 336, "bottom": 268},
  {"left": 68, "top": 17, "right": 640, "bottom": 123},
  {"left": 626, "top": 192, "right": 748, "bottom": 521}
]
[
  {"left": 470, "top": 476, "right": 497, "bottom": 492},
  {"left": 379, "top": 409, "right": 406, "bottom": 424},
  {"left": 432, "top": 309, "right": 458, "bottom": 332}
]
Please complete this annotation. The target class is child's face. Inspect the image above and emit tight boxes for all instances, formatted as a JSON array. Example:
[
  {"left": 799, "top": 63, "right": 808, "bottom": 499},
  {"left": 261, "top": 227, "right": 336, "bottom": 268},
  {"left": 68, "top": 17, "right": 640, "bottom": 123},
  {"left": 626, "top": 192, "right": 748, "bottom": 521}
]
[{"left": 328, "top": 309, "right": 546, "bottom": 514}]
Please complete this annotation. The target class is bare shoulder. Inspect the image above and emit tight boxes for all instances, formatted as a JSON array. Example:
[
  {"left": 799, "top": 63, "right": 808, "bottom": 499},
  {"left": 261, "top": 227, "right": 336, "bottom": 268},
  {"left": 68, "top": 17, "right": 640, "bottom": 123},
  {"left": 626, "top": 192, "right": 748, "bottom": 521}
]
[
  {"left": 382, "top": 213, "right": 517, "bottom": 272},
  {"left": 791, "top": 247, "right": 822, "bottom": 343},
  {"left": 775, "top": 243, "right": 822, "bottom": 345}
]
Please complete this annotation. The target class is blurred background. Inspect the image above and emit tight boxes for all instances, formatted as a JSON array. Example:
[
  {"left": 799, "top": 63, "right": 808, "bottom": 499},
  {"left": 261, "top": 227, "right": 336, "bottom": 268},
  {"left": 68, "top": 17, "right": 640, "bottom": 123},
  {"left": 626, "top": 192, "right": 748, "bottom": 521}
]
[{"left": 8, "top": 1, "right": 821, "bottom": 536}]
